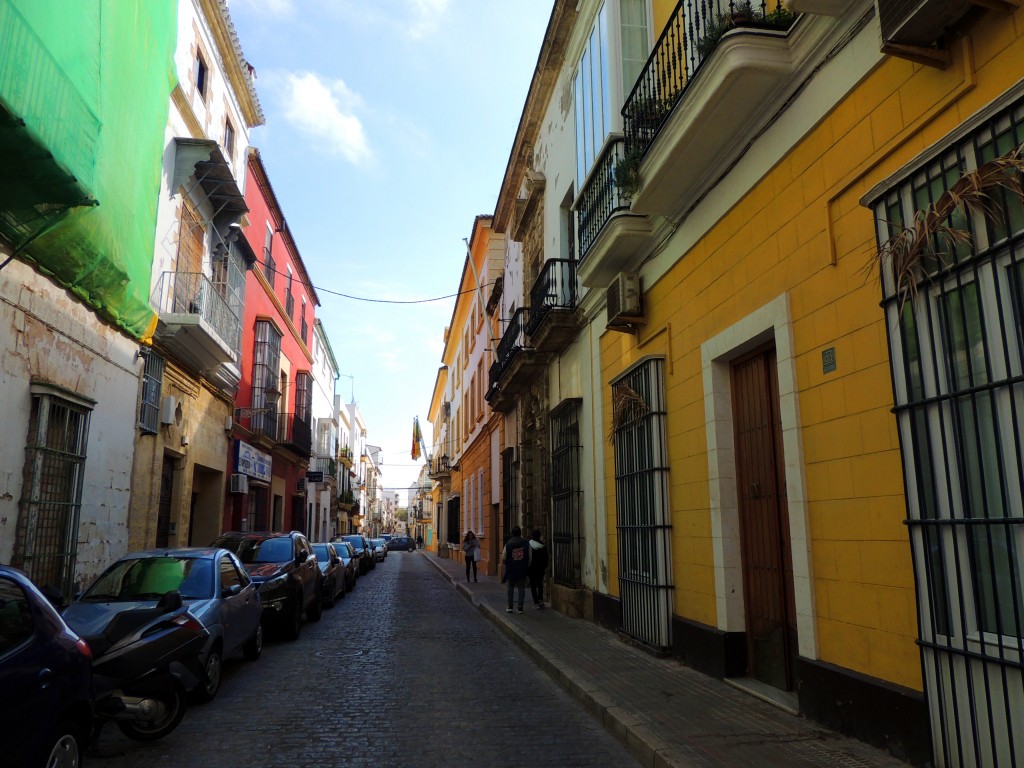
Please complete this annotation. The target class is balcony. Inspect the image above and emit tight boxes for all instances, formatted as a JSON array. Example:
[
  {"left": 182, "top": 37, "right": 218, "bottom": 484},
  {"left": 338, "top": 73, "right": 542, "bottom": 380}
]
[
  {"left": 233, "top": 409, "right": 312, "bottom": 458},
  {"left": 526, "top": 258, "right": 580, "bottom": 352},
  {"left": 312, "top": 456, "right": 337, "bottom": 482},
  {"left": 486, "top": 307, "right": 548, "bottom": 412},
  {"left": 151, "top": 270, "right": 241, "bottom": 373},
  {"left": 623, "top": 0, "right": 797, "bottom": 220},
  {"left": 338, "top": 446, "right": 354, "bottom": 467}
]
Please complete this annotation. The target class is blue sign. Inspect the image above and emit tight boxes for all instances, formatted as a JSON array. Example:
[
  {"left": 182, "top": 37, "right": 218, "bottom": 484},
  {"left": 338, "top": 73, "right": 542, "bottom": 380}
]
[{"left": 236, "top": 441, "right": 272, "bottom": 482}]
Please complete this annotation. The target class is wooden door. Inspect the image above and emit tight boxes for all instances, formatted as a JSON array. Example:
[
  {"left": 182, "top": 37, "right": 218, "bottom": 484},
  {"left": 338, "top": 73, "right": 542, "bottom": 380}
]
[{"left": 731, "top": 345, "right": 796, "bottom": 690}]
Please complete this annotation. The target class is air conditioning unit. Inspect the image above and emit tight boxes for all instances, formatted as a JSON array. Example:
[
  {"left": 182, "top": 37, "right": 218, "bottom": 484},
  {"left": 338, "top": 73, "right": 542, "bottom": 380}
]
[
  {"left": 229, "top": 473, "right": 249, "bottom": 494},
  {"left": 606, "top": 272, "right": 643, "bottom": 329},
  {"left": 876, "top": 0, "right": 972, "bottom": 47},
  {"left": 160, "top": 396, "right": 179, "bottom": 425},
  {"left": 296, "top": 478, "right": 307, "bottom": 492}
]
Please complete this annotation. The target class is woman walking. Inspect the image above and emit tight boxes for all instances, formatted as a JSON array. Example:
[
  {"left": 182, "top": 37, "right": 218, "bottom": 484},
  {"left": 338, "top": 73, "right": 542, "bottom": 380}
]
[{"left": 462, "top": 530, "right": 481, "bottom": 582}]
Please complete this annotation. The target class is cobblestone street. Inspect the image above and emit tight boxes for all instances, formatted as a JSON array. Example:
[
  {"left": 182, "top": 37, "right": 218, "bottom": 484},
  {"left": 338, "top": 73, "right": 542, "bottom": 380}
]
[{"left": 88, "top": 551, "right": 638, "bottom": 768}]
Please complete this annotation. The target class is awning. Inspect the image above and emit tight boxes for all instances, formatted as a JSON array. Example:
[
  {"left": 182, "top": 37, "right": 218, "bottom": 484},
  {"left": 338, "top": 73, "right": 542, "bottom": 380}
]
[{"left": 172, "top": 137, "right": 247, "bottom": 223}]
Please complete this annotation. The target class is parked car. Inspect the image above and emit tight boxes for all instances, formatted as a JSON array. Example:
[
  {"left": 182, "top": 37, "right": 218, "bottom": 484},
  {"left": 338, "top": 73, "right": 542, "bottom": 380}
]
[
  {"left": 64, "top": 547, "right": 263, "bottom": 703},
  {"left": 332, "top": 540, "right": 359, "bottom": 593},
  {"left": 369, "top": 538, "right": 388, "bottom": 562},
  {"left": 334, "top": 534, "right": 374, "bottom": 574},
  {"left": 0, "top": 564, "right": 94, "bottom": 768},
  {"left": 211, "top": 531, "right": 322, "bottom": 641},
  {"left": 387, "top": 535, "right": 417, "bottom": 552},
  {"left": 311, "top": 542, "right": 347, "bottom": 607}
]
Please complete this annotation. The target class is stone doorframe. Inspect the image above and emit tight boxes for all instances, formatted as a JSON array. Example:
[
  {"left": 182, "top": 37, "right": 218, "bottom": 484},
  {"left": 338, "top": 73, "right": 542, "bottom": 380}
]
[{"left": 700, "top": 292, "right": 818, "bottom": 661}]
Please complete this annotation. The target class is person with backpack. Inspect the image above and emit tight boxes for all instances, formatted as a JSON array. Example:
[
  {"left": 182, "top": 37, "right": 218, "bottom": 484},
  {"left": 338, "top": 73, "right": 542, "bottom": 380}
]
[{"left": 501, "top": 526, "right": 530, "bottom": 614}]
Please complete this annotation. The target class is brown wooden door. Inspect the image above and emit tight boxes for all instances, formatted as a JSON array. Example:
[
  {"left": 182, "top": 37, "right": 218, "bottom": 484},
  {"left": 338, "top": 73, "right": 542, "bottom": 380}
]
[
  {"left": 731, "top": 345, "right": 796, "bottom": 690},
  {"left": 157, "top": 456, "right": 174, "bottom": 548}
]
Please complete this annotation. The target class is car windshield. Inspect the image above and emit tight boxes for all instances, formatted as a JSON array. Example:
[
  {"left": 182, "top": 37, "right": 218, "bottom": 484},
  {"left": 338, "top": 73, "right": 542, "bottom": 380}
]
[
  {"left": 341, "top": 536, "right": 363, "bottom": 550},
  {"left": 216, "top": 536, "right": 293, "bottom": 564},
  {"left": 82, "top": 556, "right": 213, "bottom": 601},
  {"left": 312, "top": 545, "right": 332, "bottom": 563}
]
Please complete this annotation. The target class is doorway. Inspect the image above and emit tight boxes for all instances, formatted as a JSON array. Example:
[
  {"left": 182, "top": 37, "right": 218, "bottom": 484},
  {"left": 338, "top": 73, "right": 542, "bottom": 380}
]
[{"left": 731, "top": 345, "right": 796, "bottom": 690}]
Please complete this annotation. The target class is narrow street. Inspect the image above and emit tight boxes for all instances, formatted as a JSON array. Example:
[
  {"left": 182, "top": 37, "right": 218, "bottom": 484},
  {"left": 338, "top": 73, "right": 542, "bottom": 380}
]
[{"left": 88, "top": 552, "right": 639, "bottom": 768}]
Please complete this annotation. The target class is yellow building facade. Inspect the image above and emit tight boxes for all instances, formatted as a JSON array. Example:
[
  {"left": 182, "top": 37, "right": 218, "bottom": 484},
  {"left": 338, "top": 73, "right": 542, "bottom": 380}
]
[{"left": 481, "top": 0, "right": 1024, "bottom": 765}]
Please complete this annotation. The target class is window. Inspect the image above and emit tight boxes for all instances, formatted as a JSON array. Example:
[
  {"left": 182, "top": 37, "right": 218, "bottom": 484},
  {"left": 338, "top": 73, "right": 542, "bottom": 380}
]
[
  {"left": 14, "top": 383, "right": 93, "bottom": 598},
  {"left": 872, "top": 94, "right": 1024, "bottom": 768},
  {"left": 285, "top": 266, "right": 295, "bottom": 319},
  {"left": 300, "top": 299, "right": 308, "bottom": 345},
  {"left": 574, "top": 4, "right": 611, "bottom": 188},
  {"left": 613, "top": 357, "right": 673, "bottom": 650},
  {"left": 223, "top": 118, "right": 236, "bottom": 159},
  {"left": 502, "top": 448, "right": 518, "bottom": 541},
  {"left": 0, "top": 578, "right": 33, "bottom": 654},
  {"left": 138, "top": 349, "right": 165, "bottom": 434},
  {"left": 252, "top": 320, "right": 282, "bottom": 435},
  {"left": 551, "top": 399, "right": 583, "bottom": 587},
  {"left": 263, "top": 225, "right": 276, "bottom": 289},
  {"left": 195, "top": 50, "right": 208, "bottom": 101},
  {"left": 295, "top": 372, "right": 312, "bottom": 424}
]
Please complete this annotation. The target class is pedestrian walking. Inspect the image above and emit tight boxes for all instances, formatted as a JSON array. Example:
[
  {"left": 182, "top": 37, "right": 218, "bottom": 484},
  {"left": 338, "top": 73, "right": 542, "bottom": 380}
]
[
  {"left": 502, "top": 526, "right": 530, "bottom": 613},
  {"left": 462, "top": 530, "right": 481, "bottom": 582},
  {"left": 528, "top": 528, "right": 548, "bottom": 608},
  {"left": 416, "top": 534, "right": 423, "bottom": 548}
]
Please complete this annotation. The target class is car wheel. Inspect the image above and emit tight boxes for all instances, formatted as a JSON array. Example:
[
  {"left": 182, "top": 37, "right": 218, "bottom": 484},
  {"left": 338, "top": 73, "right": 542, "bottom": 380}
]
[
  {"left": 307, "top": 586, "right": 322, "bottom": 622},
  {"left": 408, "top": 545, "right": 415, "bottom": 552},
  {"left": 243, "top": 622, "right": 263, "bottom": 661},
  {"left": 281, "top": 596, "right": 302, "bottom": 641},
  {"left": 117, "top": 679, "right": 186, "bottom": 741},
  {"left": 37, "top": 719, "right": 83, "bottom": 768},
  {"left": 194, "top": 645, "right": 223, "bottom": 703}
]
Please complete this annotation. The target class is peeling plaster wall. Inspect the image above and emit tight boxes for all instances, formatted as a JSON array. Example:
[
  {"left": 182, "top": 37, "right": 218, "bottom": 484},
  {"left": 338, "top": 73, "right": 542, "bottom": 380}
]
[{"left": 0, "top": 258, "right": 139, "bottom": 586}]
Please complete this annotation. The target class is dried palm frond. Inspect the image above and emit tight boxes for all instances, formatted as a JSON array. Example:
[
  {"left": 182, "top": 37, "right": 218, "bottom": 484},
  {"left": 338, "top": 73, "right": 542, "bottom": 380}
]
[
  {"left": 610, "top": 382, "right": 649, "bottom": 441},
  {"left": 871, "top": 146, "right": 1024, "bottom": 311}
]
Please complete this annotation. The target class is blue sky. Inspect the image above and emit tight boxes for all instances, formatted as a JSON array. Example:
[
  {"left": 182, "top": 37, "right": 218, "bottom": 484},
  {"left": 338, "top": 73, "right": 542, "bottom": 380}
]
[{"left": 228, "top": 0, "right": 553, "bottom": 501}]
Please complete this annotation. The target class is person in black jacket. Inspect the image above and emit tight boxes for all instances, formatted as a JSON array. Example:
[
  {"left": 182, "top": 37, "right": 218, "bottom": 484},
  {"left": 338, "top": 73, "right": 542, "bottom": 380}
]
[
  {"left": 501, "top": 526, "right": 530, "bottom": 614},
  {"left": 528, "top": 529, "right": 548, "bottom": 609}
]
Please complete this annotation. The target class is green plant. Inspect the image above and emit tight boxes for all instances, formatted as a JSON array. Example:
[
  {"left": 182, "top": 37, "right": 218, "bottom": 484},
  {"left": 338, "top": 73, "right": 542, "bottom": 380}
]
[
  {"left": 763, "top": 4, "right": 796, "bottom": 28},
  {"left": 614, "top": 146, "right": 645, "bottom": 199}
]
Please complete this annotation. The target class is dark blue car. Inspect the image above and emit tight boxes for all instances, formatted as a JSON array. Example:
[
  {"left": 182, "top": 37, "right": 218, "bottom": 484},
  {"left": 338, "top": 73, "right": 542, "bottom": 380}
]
[{"left": 0, "top": 564, "right": 94, "bottom": 767}]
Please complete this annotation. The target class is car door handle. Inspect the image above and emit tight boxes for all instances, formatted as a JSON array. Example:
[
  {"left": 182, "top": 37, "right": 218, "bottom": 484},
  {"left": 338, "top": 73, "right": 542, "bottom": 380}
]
[{"left": 38, "top": 667, "right": 53, "bottom": 690}]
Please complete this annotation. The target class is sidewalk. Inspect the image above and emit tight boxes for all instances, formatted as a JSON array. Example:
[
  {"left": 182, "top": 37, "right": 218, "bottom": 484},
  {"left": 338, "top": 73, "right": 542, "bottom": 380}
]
[{"left": 421, "top": 550, "right": 909, "bottom": 768}]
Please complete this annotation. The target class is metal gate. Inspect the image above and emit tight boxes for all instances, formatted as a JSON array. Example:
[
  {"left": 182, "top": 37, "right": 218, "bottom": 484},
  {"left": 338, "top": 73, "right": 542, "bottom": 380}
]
[
  {"left": 551, "top": 399, "right": 583, "bottom": 587},
  {"left": 613, "top": 358, "right": 673, "bottom": 651}
]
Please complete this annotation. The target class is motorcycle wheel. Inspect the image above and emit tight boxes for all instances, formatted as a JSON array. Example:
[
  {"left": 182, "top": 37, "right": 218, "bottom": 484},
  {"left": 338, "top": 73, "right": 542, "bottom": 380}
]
[
  {"left": 36, "top": 720, "right": 82, "bottom": 768},
  {"left": 243, "top": 622, "right": 263, "bottom": 661},
  {"left": 116, "top": 681, "right": 186, "bottom": 742},
  {"left": 194, "top": 646, "right": 222, "bottom": 703}
]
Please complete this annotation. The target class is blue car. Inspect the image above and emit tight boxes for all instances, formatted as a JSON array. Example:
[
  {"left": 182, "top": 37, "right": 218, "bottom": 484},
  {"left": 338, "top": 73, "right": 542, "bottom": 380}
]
[
  {"left": 63, "top": 548, "right": 263, "bottom": 703},
  {"left": 0, "top": 564, "right": 94, "bottom": 768}
]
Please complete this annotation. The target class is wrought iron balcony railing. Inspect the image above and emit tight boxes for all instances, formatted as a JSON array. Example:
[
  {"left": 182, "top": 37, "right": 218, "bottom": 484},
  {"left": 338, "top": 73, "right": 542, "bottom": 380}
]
[
  {"left": 235, "top": 410, "right": 312, "bottom": 457},
  {"left": 527, "top": 259, "right": 578, "bottom": 336},
  {"left": 312, "top": 456, "right": 337, "bottom": 480},
  {"left": 623, "top": 0, "right": 795, "bottom": 161},
  {"left": 153, "top": 270, "right": 242, "bottom": 352},
  {"left": 492, "top": 307, "right": 529, "bottom": 383},
  {"left": 576, "top": 138, "right": 632, "bottom": 261}
]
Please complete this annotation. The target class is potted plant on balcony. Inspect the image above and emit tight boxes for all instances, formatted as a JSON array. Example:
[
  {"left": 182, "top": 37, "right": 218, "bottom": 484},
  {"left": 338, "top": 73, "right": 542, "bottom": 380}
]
[
  {"left": 614, "top": 145, "right": 645, "bottom": 199},
  {"left": 695, "top": 1, "right": 754, "bottom": 61}
]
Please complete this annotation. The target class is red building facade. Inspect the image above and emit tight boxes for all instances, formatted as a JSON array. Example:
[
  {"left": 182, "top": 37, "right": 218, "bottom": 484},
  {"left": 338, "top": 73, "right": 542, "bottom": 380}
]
[{"left": 223, "top": 148, "right": 320, "bottom": 534}]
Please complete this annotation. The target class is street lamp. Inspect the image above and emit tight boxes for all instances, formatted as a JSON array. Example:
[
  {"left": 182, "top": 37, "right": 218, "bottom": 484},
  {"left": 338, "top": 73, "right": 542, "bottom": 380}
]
[{"left": 235, "top": 384, "right": 281, "bottom": 418}]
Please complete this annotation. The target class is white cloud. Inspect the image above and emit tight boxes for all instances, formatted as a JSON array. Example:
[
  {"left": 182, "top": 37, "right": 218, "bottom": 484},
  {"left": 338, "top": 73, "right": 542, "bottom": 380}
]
[
  {"left": 282, "top": 72, "right": 371, "bottom": 164},
  {"left": 406, "top": 0, "right": 450, "bottom": 39}
]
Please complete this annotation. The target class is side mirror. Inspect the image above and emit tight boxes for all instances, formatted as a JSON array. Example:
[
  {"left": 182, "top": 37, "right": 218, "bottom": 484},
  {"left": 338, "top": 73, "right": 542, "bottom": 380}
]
[
  {"left": 222, "top": 584, "right": 243, "bottom": 598},
  {"left": 296, "top": 551, "right": 308, "bottom": 564}
]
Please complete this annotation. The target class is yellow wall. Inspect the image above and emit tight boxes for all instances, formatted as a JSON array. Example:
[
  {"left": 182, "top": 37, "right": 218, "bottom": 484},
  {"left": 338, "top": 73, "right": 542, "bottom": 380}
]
[{"left": 599, "top": 7, "right": 1024, "bottom": 690}]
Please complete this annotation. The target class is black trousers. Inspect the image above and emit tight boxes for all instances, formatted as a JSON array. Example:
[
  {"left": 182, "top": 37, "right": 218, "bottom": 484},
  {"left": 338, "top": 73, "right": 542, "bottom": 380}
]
[
  {"left": 529, "top": 572, "right": 544, "bottom": 603},
  {"left": 466, "top": 556, "right": 477, "bottom": 581}
]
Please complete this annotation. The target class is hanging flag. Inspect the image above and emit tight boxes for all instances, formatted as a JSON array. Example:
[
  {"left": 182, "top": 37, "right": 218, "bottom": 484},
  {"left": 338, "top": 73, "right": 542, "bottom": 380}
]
[{"left": 411, "top": 417, "right": 422, "bottom": 460}]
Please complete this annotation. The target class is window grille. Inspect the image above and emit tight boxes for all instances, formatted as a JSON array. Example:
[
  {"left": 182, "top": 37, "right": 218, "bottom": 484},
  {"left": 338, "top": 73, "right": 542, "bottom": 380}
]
[
  {"left": 447, "top": 496, "right": 461, "bottom": 545},
  {"left": 551, "top": 399, "right": 583, "bottom": 587},
  {"left": 872, "top": 95, "right": 1024, "bottom": 768},
  {"left": 14, "top": 385, "right": 92, "bottom": 598},
  {"left": 613, "top": 357, "right": 673, "bottom": 651},
  {"left": 252, "top": 320, "right": 282, "bottom": 436},
  {"left": 295, "top": 372, "right": 312, "bottom": 424},
  {"left": 138, "top": 349, "right": 165, "bottom": 433}
]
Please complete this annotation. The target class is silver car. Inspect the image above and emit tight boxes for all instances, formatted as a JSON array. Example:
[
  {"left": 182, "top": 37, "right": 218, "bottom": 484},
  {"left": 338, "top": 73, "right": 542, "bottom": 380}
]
[
  {"left": 63, "top": 547, "right": 263, "bottom": 702},
  {"left": 370, "top": 538, "right": 388, "bottom": 562}
]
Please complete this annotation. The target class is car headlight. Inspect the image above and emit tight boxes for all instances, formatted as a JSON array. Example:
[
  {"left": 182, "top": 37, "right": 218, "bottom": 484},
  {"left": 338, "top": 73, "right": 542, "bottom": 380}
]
[{"left": 260, "top": 575, "right": 288, "bottom": 593}]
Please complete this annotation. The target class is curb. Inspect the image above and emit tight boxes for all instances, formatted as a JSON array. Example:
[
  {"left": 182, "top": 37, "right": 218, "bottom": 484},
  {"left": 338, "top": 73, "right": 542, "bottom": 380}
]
[{"left": 420, "top": 552, "right": 694, "bottom": 768}]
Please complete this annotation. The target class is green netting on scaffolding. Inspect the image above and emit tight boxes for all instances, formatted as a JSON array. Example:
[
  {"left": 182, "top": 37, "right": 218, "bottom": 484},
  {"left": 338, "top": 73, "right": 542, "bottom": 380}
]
[{"left": 0, "top": 0, "right": 178, "bottom": 339}]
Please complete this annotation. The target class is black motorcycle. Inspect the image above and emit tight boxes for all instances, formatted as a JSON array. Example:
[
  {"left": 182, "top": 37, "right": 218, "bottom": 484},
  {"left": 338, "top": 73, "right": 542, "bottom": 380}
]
[{"left": 65, "top": 590, "right": 208, "bottom": 742}]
